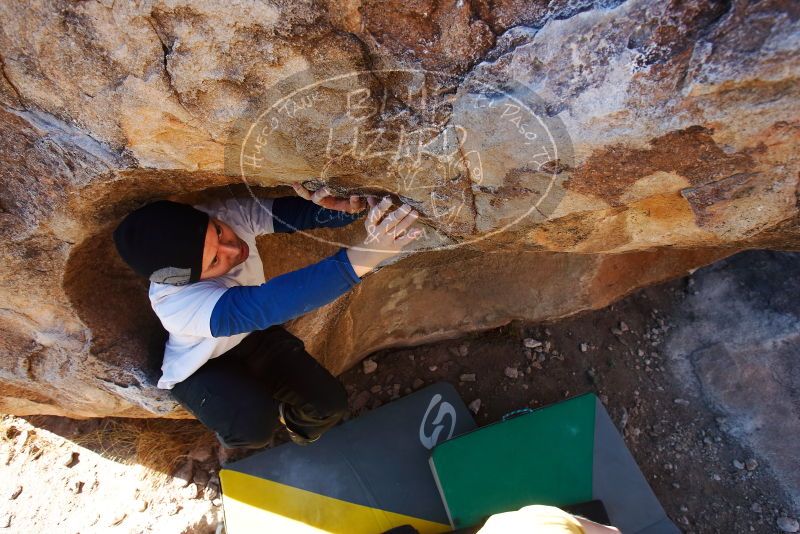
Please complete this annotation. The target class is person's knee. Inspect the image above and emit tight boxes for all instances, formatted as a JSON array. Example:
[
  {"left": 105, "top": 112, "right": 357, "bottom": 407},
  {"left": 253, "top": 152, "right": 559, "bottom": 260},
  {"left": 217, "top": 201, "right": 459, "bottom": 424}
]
[
  {"left": 296, "top": 352, "right": 348, "bottom": 421},
  {"left": 216, "top": 405, "right": 280, "bottom": 449},
  {"left": 218, "top": 420, "right": 277, "bottom": 449}
]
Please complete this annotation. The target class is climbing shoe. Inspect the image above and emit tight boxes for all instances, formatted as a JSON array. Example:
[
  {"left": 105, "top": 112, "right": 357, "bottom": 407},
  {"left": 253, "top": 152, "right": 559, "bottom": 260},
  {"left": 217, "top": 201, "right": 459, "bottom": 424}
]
[{"left": 278, "top": 402, "right": 321, "bottom": 446}]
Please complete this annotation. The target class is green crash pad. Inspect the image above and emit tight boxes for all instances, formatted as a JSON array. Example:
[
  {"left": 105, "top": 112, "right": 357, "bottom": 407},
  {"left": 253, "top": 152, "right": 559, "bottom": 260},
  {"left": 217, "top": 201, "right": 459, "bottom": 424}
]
[{"left": 429, "top": 393, "right": 679, "bottom": 534}]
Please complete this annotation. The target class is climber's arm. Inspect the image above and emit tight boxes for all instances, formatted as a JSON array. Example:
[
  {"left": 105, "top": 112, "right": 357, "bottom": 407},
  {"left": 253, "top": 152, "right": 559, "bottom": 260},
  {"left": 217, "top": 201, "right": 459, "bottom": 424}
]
[
  {"left": 208, "top": 247, "right": 361, "bottom": 337},
  {"left": 271, "top": 196, "right": 366, "bottom": 233}
]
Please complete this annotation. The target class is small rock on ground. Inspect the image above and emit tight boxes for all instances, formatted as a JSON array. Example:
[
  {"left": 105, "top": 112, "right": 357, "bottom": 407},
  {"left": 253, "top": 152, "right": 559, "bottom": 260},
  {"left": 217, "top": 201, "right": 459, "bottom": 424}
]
[
  {"left": 352, "top": 390, "right": 371, "bottom": 411},
  {"left": 181, "top": 483, "right": 200, "bottom": 500},
  {"left": 171, "top": 461, "right": 193, "bottom": 488},
  {"left": 777, "top": 517, "right": 800, "bottom": 533},
  {"left": 107, "top": 512, "right": 126, "bottom": 526},
  {"left": 63, "top": 451, "right": 79, "bottom": 468},
  {"left": 188, "top": 445, "right": 213, "bottom": 463},
  {"left": 522, "top": 338, "right": 542, "bottom": 348},
  {"left": 67, "top": 478, "right": 83, "bottom": 494},
  {"left": 193, "top": 469, "right": 210, "bottom": 487},
  {"left": 468, "top": 399, "right": 481, "bottom": 415}
]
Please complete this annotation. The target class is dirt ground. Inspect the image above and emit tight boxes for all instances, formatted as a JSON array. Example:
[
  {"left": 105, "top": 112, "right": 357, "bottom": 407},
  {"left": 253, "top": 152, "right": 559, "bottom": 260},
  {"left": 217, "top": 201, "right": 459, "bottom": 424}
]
[
  {"left": 2, "top": 261, "right": 798, "bottom": 533},
  {"left": 0, "top": 414, "right": 223, "bottom": 533}
]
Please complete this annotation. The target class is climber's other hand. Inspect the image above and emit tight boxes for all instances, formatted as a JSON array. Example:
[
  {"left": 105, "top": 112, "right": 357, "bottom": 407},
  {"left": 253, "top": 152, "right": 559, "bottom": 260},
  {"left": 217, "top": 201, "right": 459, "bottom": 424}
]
[{"left": 291, "top": 181, "right": 368, "bottom": 214}]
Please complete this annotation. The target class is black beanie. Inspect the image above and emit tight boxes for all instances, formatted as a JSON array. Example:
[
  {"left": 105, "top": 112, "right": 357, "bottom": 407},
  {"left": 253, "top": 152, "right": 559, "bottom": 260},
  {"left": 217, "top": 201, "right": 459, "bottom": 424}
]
[{"left": 113, "top": 200, "right": 209, "bottom": 286}]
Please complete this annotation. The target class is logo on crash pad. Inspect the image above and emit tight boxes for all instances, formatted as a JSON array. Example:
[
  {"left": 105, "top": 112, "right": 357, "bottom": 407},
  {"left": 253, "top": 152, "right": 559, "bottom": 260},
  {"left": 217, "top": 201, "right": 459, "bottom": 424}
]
[{"left": 419, "top": 393, "right": 456, "bottom": 449}]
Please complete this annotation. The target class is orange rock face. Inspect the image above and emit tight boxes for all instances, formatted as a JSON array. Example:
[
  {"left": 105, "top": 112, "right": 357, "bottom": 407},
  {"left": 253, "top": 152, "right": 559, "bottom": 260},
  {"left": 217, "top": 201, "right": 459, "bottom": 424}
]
[{"left": 0, "top": 0, "right": 797, "bottom": 417}]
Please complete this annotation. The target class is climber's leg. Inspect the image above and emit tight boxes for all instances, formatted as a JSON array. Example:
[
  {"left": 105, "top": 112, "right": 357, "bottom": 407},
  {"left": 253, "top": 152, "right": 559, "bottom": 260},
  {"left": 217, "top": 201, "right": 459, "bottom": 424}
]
[
  {"left": 237, "top": 325, "right": 348, "bottom": 442},
  {"left": 170, "top": 347, "right": 280, "bottom": 449}
]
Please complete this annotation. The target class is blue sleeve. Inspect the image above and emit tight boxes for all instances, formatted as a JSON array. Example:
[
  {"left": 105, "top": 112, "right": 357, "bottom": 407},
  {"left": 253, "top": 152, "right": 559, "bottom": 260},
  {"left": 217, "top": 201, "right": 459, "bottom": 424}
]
[
  {"left": 271, "top": 196, "right": 365, "bottom": 232},
  {"left": 209, "top": 247, "right": 361, "bottom": 337}
]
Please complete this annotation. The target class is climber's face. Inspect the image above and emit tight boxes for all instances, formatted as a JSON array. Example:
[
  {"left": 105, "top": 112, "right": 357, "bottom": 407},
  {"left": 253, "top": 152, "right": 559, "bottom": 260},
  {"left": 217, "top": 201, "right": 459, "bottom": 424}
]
[{"left": 199, "top": 217, "right": 250, "bottom": 280}]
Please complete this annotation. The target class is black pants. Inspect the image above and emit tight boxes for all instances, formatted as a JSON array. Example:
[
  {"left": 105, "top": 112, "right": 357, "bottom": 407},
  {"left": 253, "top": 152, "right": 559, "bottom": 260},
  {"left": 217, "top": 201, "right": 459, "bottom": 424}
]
[{"left": 171, "top": 325, "right": 347, "bottom": 449}]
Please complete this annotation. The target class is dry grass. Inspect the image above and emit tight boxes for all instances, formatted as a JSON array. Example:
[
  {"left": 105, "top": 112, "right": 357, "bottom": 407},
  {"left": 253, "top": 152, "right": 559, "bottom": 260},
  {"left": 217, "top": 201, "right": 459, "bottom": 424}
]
[{"left": 72, "top": 418, "right": 217, "bottom": 487}]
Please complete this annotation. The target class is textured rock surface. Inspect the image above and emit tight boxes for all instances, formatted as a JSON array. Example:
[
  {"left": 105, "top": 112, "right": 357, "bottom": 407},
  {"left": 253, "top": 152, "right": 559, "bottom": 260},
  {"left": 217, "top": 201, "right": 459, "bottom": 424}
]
[
  {"left": 0, "top": 0, "right": 797, "bottom": 417},
  {"left": 665, "top": 250, "right": 800, "bottom": 509}
]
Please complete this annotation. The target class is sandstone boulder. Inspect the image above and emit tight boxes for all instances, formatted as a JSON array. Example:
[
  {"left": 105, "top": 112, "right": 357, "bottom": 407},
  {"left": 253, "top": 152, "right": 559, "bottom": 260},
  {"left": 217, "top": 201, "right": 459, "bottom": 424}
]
[{"left": 0, "top": 0, "right": 797, "bottom": 417}]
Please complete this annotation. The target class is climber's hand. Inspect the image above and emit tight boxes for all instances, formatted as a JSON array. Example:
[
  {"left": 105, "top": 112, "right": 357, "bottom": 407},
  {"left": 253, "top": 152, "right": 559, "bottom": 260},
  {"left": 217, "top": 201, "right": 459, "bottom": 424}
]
[
  {"left": 291, "top": 181, "right": 367, "bottom": 214},
  {"left": 345, "top": 195, "right": 423, "bottom": 278}
]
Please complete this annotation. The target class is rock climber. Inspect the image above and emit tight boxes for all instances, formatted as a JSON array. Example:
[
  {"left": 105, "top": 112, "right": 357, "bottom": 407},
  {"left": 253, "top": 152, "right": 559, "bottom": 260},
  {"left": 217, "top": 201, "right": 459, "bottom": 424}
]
[{"left": 112, "top": 182, "right": 422, "bottom": 448}]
